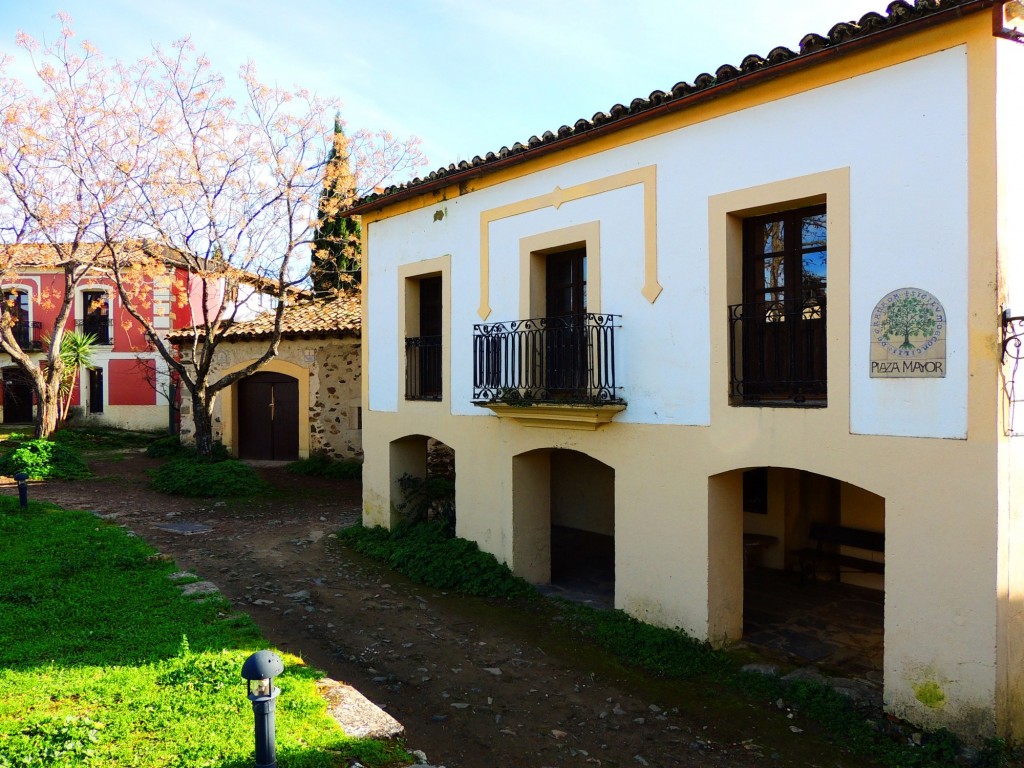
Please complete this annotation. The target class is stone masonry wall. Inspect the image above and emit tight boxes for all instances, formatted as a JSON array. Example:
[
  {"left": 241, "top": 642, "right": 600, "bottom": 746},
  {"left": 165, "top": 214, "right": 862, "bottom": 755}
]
[{"left": 178, "top": 336, "right": 361, "bottom": 459}]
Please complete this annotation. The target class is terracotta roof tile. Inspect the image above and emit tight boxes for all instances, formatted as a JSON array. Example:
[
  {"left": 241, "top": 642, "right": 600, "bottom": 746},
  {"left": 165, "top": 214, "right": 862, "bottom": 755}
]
[
  {"left": 168, "top": 293, "right": 360, "bottom": 343},
  {"left": 348, "top": 0, "right": 987, "bottom": 214}
]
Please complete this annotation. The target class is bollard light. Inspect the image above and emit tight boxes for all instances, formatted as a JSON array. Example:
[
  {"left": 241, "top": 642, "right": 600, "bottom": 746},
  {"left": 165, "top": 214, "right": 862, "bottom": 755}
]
[
  {"left": 241, "top": 650, "right": 284, "bottom": 768},
  {"left": 14, "top": 472, "right": 28, "bottom": 510}
]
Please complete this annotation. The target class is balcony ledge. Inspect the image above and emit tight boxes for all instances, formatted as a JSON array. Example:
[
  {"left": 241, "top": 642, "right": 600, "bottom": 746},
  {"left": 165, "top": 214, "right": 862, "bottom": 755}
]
[{"left": 476, "top": 402, "right": 626, "bottom": 430}]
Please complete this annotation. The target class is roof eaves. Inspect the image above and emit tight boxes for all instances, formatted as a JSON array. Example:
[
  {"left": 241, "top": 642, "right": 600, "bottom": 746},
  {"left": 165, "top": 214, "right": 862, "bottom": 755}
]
[{"left": 347, "top": 0, "right": 994, "bottom": 216}]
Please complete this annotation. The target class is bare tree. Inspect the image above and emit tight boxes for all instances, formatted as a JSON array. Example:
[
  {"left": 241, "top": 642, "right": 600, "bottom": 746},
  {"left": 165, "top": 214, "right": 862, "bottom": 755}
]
[
  {"left": 0, "top": 19, "right": 425, "bottom": 451},
  {"left": 0, "top": 20, "right": 142, "bottom": 436}
]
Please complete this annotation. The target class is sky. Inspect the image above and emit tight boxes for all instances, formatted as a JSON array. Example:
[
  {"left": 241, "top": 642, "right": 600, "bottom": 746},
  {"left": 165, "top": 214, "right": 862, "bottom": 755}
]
[{"left": 0, "top": 0, "right": 898, "bottom": 183}]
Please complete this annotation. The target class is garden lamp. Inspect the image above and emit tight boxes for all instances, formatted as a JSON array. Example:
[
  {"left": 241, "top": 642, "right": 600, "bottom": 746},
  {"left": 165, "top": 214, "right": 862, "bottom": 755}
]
[
  {"left": 241, "top": 650, "right": 284, "bottom": 768},
  {"left": 14, "top": 472, "right": 28, "bottom": 509}
]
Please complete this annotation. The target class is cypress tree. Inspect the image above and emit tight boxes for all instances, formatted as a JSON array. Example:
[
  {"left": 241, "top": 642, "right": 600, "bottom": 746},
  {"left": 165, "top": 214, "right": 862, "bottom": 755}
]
[{"left": 312, "top": 115, "right": 361, "bottom": 295}]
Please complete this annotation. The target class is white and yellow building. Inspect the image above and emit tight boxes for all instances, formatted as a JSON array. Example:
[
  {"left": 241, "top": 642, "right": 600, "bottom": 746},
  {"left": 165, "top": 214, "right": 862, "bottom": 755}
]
[{"left": 347, "top": 0, "right": 1024, "bottom": 740}]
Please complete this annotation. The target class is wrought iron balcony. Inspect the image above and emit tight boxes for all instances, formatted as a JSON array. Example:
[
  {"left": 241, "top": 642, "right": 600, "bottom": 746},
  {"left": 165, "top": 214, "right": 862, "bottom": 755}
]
[
  {"left": 9, "top": 320, "right": 42, "bottom": 351},
  {"left": 729, "top": 299, "right": 826, "bottom": 404},
  {"left": 405, "top": 335, "right": 442, "bottom": 401},
  {"left": 473, "top": 313, "right": 623, "bottom": 405},
  {"left": 76, "top": 318, "right": 113, "bottom": 345}
]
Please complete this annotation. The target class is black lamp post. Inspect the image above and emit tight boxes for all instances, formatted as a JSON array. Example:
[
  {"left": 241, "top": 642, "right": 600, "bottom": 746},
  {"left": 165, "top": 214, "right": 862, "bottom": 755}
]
[
  {"left": 241, "top": 650, "right": 284, "bottom": 768},
  {"left": 14, "top": 472, "right": 28, "bottom": 509}
]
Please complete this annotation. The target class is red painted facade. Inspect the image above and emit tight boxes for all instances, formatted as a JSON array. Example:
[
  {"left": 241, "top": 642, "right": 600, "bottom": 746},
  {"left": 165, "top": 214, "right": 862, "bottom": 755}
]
[{"left": 1, "top": 266, "right": 219, "bottom": 424}]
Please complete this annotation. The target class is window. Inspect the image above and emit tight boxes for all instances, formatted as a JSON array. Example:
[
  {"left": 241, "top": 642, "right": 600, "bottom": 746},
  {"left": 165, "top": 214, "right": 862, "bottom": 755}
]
[
  {"left": 405, "top": 275, "right": 442, "bottom": 400},
  {"left": 4, "top": 288, "right": 35, "bottom": 350},
  {"left": 81, "top": 290, "right": 112, "bottom": 345},
  {"left": 731, "top": 205, "right": 827, "bottom": 404}
]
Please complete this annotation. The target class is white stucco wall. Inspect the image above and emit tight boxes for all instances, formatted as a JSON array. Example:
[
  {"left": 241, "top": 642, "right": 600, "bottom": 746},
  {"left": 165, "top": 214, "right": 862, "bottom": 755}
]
[
  {"left": 362, "top": 35, "right": 1013, "bottom": 740},
  {"left": 368, "top": 47, "right": 970, "bottom": 439}
]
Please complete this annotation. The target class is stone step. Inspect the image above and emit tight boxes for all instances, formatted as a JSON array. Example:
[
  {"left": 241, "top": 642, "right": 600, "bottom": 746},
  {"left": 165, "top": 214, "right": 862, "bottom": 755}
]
[{"left": 317, "top": 677, "right": 404, "bottom": 739}]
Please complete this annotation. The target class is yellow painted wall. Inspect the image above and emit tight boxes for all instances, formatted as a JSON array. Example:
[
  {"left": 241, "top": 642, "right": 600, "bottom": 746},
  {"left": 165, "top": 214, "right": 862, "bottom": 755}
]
[{"left": 550, "top": 451, "right": 614, "bottom": 535}]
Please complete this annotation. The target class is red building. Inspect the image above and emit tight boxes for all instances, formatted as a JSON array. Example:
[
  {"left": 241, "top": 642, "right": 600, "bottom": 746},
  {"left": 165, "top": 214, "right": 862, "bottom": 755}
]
[{"left": 0, "top": 250, "right": 248, "bottom": 430}]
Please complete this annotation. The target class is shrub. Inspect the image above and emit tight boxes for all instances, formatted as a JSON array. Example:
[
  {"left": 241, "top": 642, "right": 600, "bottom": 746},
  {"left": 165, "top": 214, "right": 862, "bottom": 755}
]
[
  {"left": 145, "top": 434, "right": 185, "bottom": 458},
  {"left": 0, "top": 439, "right": 92, "bottom": 480},
  {"left": 150, "top": 457, "right": 269, "bottom": 497},
  {"left": 396, "top": 473, "right": 455, "bottom": 531},
  {"left": 340, "top": 521, "right": 535, "bottom": 599},
  {"left": 286, "top": 453, "right": 362, "bottom": 480}
]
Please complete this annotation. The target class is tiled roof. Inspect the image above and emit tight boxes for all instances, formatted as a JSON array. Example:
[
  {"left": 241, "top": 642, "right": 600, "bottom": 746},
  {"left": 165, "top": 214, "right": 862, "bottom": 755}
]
[
  {"left": 168, "top": 293, "right": 361, "bottom": 342},
  {"left": 347, "top": 0, "right": 990, "bottom": 214},
  {"left": 0, "top": 242, "right": 306, "bottom": 298}
]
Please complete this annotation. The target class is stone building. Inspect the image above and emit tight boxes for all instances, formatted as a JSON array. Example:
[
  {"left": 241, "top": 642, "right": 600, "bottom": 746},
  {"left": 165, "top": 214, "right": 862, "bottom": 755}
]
[{"left": 174, "top": 293, "right": 361, "bottom": 460}]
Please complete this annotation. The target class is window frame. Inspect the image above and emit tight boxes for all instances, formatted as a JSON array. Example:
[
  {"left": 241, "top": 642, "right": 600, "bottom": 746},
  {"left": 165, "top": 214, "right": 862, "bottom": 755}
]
[
  {"left": 78, "top": 287, "right": 113, "bottom": 345},
  {"left": 398, "top": 255, "right": 451, "bottom": 406},
  {"left": 732, "top": 202, "right": 829, "bottom": 406}
]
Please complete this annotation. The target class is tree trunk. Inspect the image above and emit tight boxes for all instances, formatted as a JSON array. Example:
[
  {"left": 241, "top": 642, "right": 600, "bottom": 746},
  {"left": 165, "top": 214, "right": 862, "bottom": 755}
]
[
  {"left": 191, "top": 391, "right": 215, "bottom": 458},
  {"left": 34, "top": 378, "right": 62, "bottom": 439}
]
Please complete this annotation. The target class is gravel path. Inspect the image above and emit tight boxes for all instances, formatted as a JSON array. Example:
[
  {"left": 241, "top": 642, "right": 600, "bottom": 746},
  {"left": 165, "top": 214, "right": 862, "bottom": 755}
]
[{"left": 3, "top": 453, "right": 880, "bottom": 768}]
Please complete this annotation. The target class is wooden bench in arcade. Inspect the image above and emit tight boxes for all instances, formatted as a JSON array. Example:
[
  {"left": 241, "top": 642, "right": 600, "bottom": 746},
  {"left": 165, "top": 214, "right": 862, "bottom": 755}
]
[{"left": 797, "top": 522, "right": 884, "bottom": 584}]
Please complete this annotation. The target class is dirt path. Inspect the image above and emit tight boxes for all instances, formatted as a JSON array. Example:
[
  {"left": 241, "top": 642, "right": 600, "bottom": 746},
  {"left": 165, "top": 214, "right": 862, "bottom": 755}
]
[{"left": 2, "top": 453, "right": 880, "bottom": 768}]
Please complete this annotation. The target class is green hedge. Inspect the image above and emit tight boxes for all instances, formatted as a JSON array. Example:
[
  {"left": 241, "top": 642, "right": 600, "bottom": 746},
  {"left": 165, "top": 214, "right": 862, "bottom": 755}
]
[{"left": 150, "top": 457, "right": 269, "bottom": 497}]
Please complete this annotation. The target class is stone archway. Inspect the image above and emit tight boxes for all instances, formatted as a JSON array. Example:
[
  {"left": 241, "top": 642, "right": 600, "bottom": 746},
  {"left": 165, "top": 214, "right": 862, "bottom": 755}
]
[{"left": 388, "top": 434, "right": 456, "bottom": 529}]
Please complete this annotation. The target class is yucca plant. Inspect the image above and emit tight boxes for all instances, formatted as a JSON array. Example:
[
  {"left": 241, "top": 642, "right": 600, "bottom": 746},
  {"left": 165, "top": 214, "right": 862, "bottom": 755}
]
[{"left": 43, "top": 330, "right": 98, "bottom": 423}]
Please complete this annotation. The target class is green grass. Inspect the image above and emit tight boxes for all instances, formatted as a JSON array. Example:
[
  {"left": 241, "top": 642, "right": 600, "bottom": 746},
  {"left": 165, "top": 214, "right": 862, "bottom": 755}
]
[
  {"left": 53, "top": 427, "right": 167, "bottom": 452},
  {"left": 0, "top": 496, "right": 410, "bottom": 767}
]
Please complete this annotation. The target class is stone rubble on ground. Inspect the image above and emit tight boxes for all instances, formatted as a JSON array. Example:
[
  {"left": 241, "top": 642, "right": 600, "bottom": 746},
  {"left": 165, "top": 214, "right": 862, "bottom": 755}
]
[{"left": 742, "top": 662, "right": 883, "bottom": 710}]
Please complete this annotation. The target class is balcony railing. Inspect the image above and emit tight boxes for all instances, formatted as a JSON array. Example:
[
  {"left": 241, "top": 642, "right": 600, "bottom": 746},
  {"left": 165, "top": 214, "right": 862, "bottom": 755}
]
[
  {"left": 473, "top": 313, "right": 623, "bottom": 404},
  {"left": 77, "top": 318, "right": 113, "bottom": 345},
  {"left": 729, "top": 299, "right": 826, "bottom": 404},
  {"left": 405, "top": 335, "right": 442, "bottom": 401},
  {"left": 10, "top": 320, "right": 42, "bottom": 351}
]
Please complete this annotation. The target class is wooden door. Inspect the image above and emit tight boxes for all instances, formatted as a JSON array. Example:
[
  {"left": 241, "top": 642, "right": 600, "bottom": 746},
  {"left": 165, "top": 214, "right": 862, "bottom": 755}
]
[
  {"left": 2, "top": 367, "right": 33, "bottom": 424},
  {"left": 88, "top": 368, "right": 104, "bottom": 414},
  {"left": 237, "top": 372, "right": 299, "bottom": 460},
  {"left": 545, "top": 248, "right": 587, "bottom": 395}
]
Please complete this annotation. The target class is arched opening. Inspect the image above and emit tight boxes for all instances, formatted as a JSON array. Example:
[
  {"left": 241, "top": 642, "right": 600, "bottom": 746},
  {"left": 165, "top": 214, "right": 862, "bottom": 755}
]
[
  {"left": 388, "top": 434, "right": 456, "bottom": 530},
  {"left": 220, "top": 358, "right": 310, "bottom": 460},
  {"left": 710, "top": 467, "right": 884, "bottom": 678},
  {"left": 513, "top": 448, "right": 614, "bottom": 608}
]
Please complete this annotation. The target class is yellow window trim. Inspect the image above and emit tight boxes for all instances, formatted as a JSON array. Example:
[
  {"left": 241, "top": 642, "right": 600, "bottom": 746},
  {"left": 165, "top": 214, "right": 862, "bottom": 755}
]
[
  {"left": 398, "top": 255, "right": 452, "bottom": 408},
  {"left": 479, "top": 166, "right": 659, "bottom": 320}
]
